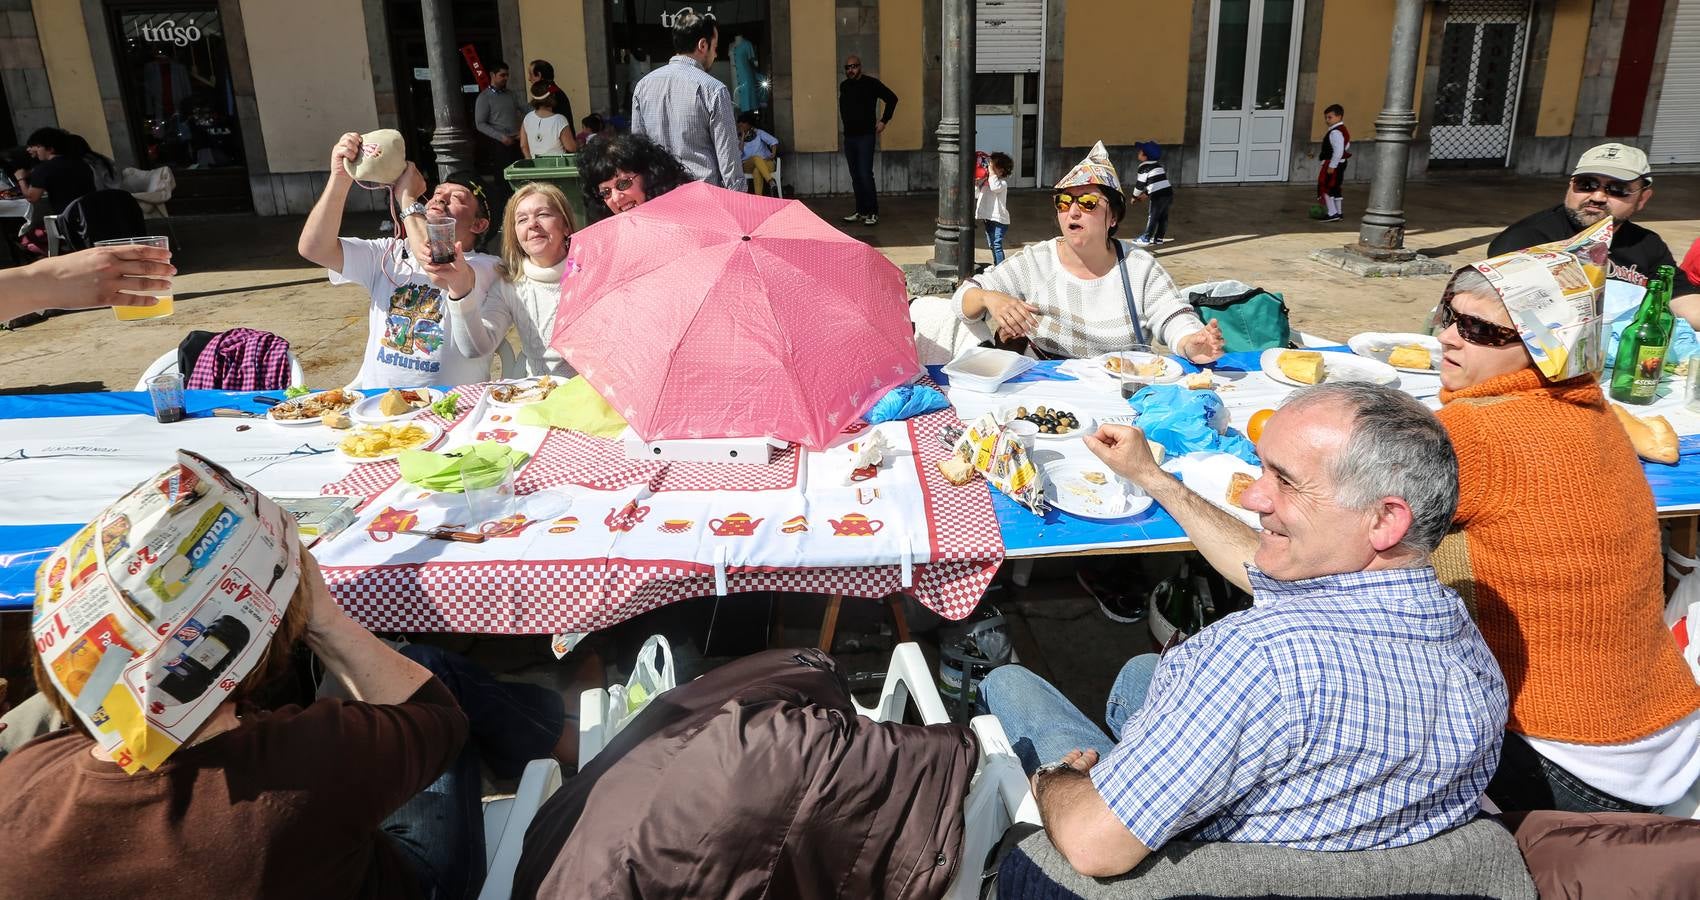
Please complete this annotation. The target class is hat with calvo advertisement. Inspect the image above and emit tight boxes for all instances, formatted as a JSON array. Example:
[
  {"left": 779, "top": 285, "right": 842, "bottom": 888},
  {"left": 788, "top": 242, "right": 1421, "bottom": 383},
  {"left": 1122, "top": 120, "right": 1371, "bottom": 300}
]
[
  {"left": 32, "top": 450, "right": 301, "bottom": 773},
  {"left": 1572, "top": 142, "right": 1651, "bottom": 183},
  {"left": 1445, "top": 216, "right": 1617, "bottom": 381}
]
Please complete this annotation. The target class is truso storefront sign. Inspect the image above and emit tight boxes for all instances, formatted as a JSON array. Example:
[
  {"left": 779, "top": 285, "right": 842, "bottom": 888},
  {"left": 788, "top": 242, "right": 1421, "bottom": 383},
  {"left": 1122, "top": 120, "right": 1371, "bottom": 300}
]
[
  {"left": 139, "top": 19, "right": 204, "bottom": 47},
  {"left": 659, "top": 5, "right": 714, "bottom": 26}
]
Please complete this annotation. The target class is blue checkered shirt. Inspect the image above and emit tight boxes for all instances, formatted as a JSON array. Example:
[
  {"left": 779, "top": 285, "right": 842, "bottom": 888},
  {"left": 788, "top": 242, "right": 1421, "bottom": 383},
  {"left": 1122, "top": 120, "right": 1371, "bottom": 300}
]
[
  {"left": 631, "top": 56, "right": 746, "bottom": 190},
  {"left": 1091, "top": 566, "right": 1508, "bottom": 851}
]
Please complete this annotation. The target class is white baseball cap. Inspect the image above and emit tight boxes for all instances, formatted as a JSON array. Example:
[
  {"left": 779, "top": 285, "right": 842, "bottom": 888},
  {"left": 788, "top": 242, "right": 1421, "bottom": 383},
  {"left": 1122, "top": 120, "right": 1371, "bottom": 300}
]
[{"left": 1572, "top": 142, "right": 1651, "bottom": 183}]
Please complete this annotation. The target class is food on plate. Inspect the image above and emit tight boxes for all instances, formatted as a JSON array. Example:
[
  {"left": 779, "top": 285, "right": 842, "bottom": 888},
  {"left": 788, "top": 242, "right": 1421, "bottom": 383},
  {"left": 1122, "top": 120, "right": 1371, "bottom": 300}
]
[
  {"left": 937, "top": 454, "right": 976, "bottom": 486},
  {"left": 1082, "top": 471, "right": 1108, "bottom": 485},
  {"left": 1246, "top": 408, "right": 1275, "bottom": 443},
  {"left": 431, "top": 392, "right": 460, "bottom": 419},
  {"left": 1611, "top": 404, "right": 1679, "bottom": 464},
  {"left": 490, "top": 376, "right": 559, "bottom": 405},
  {"left": 1103, "top": 355, "right": 1169, "bottom": 378},
  {"left": 269, "top": 388, "right": 359, "bottom": 422},
  {"left": 1387, "top": 344, "right": 1433, "bottom": 370},
  {"left": 379, "top": 388, "right": 432, "bottom": 417},
  {"left": 1011, "top": 405, "right": 1079, "bottom": 435},
  {"left": 284, "top": 385, "right": 311, "bottom": 399},
  {"left": 1226, "top": 471, "right": 1255, "bottom": 508},
  {"left": 1277, "top": 350, "right": 1326, "bottom": 385},
  {"left": 322, "top": 409, "right": 352, "bottom": 430},
  {"left": 1183, "top": 369, "right": 1215, "bottom": 390},
  {"left": 340, "top": 423, "right": 434, "bottom": 459},
  {"left": 1146, "top": 440, "right": 1166, "bottom": 466}
]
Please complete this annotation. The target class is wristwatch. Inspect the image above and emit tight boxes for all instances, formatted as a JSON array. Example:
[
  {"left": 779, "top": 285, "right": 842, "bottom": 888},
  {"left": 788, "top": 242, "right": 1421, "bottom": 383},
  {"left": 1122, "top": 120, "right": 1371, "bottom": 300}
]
[{"left": 400, "top": 200, "right": 428, "bottom": 221}]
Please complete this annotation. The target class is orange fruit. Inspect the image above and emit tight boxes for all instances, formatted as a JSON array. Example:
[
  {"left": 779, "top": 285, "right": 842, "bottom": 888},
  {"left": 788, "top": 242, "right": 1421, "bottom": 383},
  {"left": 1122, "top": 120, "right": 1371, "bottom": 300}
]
[{"left": 1246, "top": 409, "right": 1275, "bottom": 443}]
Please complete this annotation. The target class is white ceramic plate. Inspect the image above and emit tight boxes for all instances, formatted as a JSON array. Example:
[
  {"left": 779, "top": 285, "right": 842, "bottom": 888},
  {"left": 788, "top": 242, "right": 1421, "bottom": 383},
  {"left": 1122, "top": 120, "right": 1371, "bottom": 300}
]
[
  {"left": 486, "top": 376, "right": 561, "bottom": 408},
  {"left": 1346, "top": 333, "right": 1443, "bottom": 374},
  {"left": 336, "top": 421, "right": 444, "bottom": 464},
  {"left": 1043, "top": 461, "right": 1154, "bottom": 520},
  {"left": 999, "top": 405, "right": 1095, "bottom": 441},
  {"left": 266, "top": 389, "right": 364, "bottom": 427},
  {"left": 1092, "top": 351, "right": 1183, "bottom": 384},
  {"left": 349, "top": 388, "right": 446, "bottom": 424},
  {"left": 1259, "top": 348, "right": 1400, "bottom": 388},
  {"left": 1162, "top": 452, "right": 1262, "bottom": 529}
]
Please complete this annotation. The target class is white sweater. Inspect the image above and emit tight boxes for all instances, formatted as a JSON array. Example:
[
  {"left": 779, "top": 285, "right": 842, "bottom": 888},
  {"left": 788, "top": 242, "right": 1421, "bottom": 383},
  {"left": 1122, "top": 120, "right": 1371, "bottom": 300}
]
[
  {"left": 953, "top": 237, "right": 1203, "bottom": 359},
  {"left": 457, "top": 259, "right": 578, "bottom": 378}
]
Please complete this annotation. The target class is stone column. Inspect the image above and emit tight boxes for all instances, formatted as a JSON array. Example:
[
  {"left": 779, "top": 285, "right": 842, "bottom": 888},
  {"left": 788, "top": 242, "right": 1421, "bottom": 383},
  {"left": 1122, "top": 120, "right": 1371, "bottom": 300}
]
[
  {"left": 1354, "top": 0, "right": 1425, "bottom": 252},
  {"left": 421, "top": 0, "right": 475, "bottom": 179},
  {"left": 926, "top": 0, "right": 974, "bottom": 284}
]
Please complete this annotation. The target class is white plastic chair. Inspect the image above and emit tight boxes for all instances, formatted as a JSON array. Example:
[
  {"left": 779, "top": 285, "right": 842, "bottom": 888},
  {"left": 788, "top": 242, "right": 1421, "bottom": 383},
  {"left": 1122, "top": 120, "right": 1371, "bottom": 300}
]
[
  {"left": 564, "top": 643, "right": 1039, "bottom": 900},
  {"left": 495, "top": 340, "right": 521, "bottom": 379},
  {"left": 771, "top": 155, "right": 784, "bottom": 199},
  {"left": 133, "top": 347, "right": 306, "bottom": 392},
  {"left": 477, "top": 757, "right": 565, "bottom": 900}
]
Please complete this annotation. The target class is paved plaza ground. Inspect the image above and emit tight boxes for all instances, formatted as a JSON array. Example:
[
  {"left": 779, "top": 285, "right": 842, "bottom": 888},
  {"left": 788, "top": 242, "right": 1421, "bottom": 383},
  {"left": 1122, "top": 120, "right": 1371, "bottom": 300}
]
[{"left": 3, "top": 174, "right": 1698, "bottom": 714}]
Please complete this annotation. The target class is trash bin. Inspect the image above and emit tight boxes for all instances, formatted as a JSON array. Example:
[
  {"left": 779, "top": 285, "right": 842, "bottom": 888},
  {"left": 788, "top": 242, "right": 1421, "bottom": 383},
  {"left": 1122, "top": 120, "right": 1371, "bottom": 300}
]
[{"left": 503, "top": 155, "right": 586, "bottom": 229}]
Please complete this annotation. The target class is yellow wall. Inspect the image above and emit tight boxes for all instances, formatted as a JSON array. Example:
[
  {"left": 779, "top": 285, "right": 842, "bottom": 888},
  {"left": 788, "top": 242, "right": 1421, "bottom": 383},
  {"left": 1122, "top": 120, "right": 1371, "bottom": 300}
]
[
  {"left": 1063, "top": 0, "right": 1193, "bottom": 145},
  {"left": 791, "top": 0, "right": 838, "bottom": 151},
  {"left": 31, "top": 2, "right": 113, "bottom": 157},
  {"left": 877, "top": 0, "right": 923, "bottom": 150},
  {"left": 1536, "top": 0, "right": 1590, "bottom": 136},
  {"left": 517, "top": 0, "right": 591, "bottom": 127},
  {"left": 241, "top": 0, "right": 380, "bottom": 171},
  {"left": 1312, "top": 2, "right": 1431, "bottom": 139}
]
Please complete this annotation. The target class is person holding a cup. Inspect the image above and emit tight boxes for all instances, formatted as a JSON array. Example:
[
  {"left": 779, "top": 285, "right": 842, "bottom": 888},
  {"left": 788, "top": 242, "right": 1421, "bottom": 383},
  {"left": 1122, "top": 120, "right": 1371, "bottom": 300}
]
[
  {"left": 298, "top": 133, "right": 503, "bottom": 389},
  {"left": 0, "top": 243, "right": 173, "bottom": 322}
]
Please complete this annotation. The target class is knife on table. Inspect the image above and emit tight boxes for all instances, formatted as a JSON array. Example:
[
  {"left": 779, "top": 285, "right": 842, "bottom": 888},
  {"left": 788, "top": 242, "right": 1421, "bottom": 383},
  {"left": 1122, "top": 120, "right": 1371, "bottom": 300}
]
[{"left": 397, "top": 528, "right": 487, "bottom": 543}]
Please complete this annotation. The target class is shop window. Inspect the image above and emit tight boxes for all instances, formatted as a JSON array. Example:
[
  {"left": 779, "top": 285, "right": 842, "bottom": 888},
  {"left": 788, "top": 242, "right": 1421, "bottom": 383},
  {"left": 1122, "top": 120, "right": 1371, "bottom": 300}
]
[
  {"left": 110, "top": 5, "right": 245, "bottom": 171},
  {"left": 605, "top": 1, "right": 772, "bottom": 127}
]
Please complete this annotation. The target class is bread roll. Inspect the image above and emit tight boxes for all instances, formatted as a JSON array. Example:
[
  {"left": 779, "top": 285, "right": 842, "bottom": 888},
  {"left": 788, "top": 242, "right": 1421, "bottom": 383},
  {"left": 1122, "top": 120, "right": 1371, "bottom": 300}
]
[
  {"left": 1226, "top": 472, "right": 1255, "bottom": 508},
  {"left": 1278, "top": 350, "right": 1325, "bottom": 384},
  {"left": 1611, "top": 404, "right": 1679, "bottom": 464},
  {"left": 937, "top": 456, "right": 976, "bottom": 485},
  {"left": 1388, "top": 344, "right": 1433, "bottom": 370}
]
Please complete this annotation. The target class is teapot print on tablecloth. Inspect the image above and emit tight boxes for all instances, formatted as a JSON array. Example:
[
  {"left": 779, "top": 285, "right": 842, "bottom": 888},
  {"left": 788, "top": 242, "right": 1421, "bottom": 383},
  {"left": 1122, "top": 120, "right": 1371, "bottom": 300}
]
[
  {"left": 829, "top": 513, "right": 884, "bottom": 537},
  {"left": 708, "top": 512, "right": 763, "bottom": 536},
  {"left": 605, "top": 501, "right": 650, "bottom": 532}
]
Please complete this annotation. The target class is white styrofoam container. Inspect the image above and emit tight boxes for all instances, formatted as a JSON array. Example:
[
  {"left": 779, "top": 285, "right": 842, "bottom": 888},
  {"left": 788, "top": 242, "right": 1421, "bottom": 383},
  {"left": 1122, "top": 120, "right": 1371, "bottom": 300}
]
[
  {"left": 621, "top": 430, "right": 783, "bottom": 464},
  {"left": 941, "top": 347, "right": 1036, "bottom": 393}
]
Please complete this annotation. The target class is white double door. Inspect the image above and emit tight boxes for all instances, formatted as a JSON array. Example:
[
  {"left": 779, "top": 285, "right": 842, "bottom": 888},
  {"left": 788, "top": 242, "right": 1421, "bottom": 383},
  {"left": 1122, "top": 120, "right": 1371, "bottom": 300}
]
[{"left": 1198, "top": 0, "right": 1305, "bottom": 183}]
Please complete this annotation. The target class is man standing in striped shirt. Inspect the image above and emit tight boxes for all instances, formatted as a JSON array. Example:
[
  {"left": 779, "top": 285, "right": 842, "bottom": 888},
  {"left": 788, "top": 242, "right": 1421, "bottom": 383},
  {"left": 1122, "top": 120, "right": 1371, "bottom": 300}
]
[
  {"left": 632, "top": 11, "right": 746, "bottom": 191},
  {"left": 983, "top": 383, "right": 1508, "bottom": 878}
]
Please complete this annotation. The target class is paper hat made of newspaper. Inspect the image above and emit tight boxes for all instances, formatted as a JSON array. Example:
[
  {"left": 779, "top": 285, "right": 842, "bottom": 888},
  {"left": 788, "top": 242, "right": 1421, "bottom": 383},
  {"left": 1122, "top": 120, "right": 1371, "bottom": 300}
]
[
  {"left": 1054, "top": 140, "right": 1122, "bottom": 194},
  {"left": 343, "top": 128, "right": 408, "bottom": 185},
  {"left": 33, "top": 450, "right": 302, "bottom": 773},
  {"left": 1445, "top": 217, "right": 1617, "bottom": 381}
]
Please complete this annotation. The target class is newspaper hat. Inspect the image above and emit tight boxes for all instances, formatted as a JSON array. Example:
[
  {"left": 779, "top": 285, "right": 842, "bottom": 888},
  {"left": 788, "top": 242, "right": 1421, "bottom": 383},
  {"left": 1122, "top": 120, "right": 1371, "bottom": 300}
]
[
  {"left": 1445, "top": 217, "right": 1617, "bottom": 381},
  {"left": 342, "top": 128, "right": 407, "bottom": 185},
  {"left": 1054, "top": 140, "right": 1122, "bottom": 194},
  {"left": 32, "top": 450, "right": 301, "bottom": 773}
]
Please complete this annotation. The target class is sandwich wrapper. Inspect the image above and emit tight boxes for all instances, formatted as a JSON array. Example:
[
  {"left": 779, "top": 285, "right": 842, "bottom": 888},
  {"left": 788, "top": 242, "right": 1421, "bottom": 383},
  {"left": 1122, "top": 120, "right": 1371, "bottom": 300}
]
[
  {"left": 951, "top": 413, "right": 1046, "bottom": 514},
  {"left": 1448, "top": 217, "right": 1616, "bottom": 381},
  {"left": 398, "top": 442, "right": 531, "bottom": 493},
  {"left": 514, "top": 376, "right": 628, "bottom": 437},
  {"left": 32, "top": 450, "right": 302, "bottom": 773}
]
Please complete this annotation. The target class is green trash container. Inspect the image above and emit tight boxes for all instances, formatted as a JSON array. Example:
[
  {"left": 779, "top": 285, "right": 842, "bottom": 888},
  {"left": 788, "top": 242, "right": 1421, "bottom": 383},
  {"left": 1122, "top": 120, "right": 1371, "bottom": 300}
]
[{"left": 503, "top": 155, "right": 586, "bottom": 229}]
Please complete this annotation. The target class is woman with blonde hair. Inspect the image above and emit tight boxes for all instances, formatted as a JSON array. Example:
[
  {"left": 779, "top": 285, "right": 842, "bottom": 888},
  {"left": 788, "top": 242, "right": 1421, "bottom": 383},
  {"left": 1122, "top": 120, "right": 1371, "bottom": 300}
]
[{"left": 459, "top": 180, "right": 579, "bottom": 376}]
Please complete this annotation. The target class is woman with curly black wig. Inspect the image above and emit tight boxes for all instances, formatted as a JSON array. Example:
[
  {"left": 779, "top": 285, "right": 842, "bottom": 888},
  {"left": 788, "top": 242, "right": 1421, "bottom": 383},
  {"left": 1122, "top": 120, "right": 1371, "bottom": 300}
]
[{"left": 578, "top": 132, "right": 691, "bottom": 224}]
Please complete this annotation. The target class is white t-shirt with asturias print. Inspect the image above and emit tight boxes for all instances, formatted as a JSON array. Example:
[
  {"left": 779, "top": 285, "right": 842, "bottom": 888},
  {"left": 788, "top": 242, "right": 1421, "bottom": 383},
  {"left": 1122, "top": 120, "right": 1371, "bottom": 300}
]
[{"left": 329, "top": 237, "right": 501, "bottom": 389}]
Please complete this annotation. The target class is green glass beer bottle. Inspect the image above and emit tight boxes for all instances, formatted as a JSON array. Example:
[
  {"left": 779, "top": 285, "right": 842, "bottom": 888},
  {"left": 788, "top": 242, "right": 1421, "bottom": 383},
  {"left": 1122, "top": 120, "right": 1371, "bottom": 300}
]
[{"left": 1610, "top": 266, "right": 1676, "bottom": 405}]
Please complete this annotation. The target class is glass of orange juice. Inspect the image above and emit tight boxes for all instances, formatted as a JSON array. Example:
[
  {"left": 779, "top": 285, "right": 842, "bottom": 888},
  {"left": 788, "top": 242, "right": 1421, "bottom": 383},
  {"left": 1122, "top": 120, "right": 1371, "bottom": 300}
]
[{"left": 95, "top": 235, "right": 174, "bottom": 321}]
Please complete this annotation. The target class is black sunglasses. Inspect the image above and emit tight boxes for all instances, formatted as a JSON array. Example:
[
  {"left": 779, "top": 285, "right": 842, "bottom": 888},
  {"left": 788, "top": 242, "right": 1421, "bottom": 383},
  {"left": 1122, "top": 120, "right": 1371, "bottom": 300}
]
[
  {"left": 844, "top": 63, "right": 860, "bottom": 70},
  {"left": 597, "top": 176, "right": 636, "bottom": 200},
  {"left": 1569, "top": 175, "right": 1644, "bottom": 199},
  {"left": 1438, "top": 296, "right": 1522, "bottom": 347}
]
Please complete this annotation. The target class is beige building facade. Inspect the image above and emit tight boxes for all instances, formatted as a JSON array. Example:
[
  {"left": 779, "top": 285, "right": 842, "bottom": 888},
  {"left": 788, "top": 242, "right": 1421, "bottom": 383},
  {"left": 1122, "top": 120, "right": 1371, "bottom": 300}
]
[{"left": 2, "top": 0, "right": 1694, "bottom": 215}]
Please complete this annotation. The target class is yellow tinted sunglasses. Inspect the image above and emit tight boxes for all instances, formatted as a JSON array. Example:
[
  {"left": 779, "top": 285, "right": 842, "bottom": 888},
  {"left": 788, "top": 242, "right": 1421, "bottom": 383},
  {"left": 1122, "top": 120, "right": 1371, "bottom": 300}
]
[{"left": 1053, "top": 193, "right": 1104, "bottom": 212}]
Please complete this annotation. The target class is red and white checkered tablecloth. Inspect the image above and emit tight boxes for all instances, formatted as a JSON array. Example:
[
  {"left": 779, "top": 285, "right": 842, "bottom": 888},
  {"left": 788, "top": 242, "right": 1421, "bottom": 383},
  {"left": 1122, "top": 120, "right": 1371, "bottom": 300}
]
[{"left": 315, "top": 378, "right": 1004, "bottom": 634}]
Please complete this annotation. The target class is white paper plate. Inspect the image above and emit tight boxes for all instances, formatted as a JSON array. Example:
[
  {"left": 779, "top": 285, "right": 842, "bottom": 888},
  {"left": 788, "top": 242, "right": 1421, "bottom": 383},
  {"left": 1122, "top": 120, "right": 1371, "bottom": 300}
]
[
  {"left": 1162, "top": 452, "right": 1262, "bottom": 529},
  {"left": 266, "top": 389, "right": 365, "bottom": 427},
  {"left": 349, "top": 388, "right": 446, "bottom": 424},
  {"left": 1092, "top": 351, "right": 1183, "bottom": 384},
  {"left": 999, "top": 405, "right": 1095, "bottom": 441},
  {"left": 1043, "top": 461, "right": 1154, "bottom": 520},
  {"left": 1259, "top": 349, "right": 1400, "bottom": 388},
  {"left": 943, "top": 347, "right": 1037, "bottom": 392},
  {"left": 336, "top": 421, "right": 444, "bottom": 464},
  {"left": 486, "top": 376, "right": 561, "bottom": 408},
  {"left": 1346, "top": 333, "right": 1443, "bottom": 374}
]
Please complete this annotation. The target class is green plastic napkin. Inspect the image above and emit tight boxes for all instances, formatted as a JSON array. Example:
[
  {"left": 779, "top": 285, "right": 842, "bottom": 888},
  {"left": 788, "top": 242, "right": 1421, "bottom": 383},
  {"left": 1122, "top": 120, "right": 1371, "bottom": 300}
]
[
  {"left": 397, "top": 441, "right": 531, "bottom": 493},
  {"left": 515, "top": 376, "right": 628, "bottom": 437}
]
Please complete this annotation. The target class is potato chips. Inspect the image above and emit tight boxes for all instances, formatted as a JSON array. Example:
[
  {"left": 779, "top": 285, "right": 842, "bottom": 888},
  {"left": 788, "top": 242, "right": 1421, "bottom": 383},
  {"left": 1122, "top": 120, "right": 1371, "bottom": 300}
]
[{"left": 339, "top": 423, "right": 433, "bottom": 459}]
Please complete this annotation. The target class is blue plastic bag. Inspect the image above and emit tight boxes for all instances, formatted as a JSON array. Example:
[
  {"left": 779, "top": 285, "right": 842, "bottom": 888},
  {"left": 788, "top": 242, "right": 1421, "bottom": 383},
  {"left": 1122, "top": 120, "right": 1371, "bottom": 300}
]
[
  {"left": 864, "top": 384, "right": 950, "bottom": 425},
  {"left": 1127, "top": 384, "right": 1260, "bottom": 466}
]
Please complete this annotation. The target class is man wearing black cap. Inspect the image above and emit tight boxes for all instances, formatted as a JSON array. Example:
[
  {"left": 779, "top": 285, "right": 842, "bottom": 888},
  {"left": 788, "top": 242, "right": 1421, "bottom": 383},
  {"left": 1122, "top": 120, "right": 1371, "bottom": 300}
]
[{"left": 298, "top": 133, "right": 503, "bottom": 390}]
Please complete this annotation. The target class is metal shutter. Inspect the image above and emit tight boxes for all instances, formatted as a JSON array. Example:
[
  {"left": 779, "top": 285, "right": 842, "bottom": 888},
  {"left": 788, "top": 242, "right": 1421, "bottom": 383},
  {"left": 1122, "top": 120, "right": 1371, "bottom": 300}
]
[
  {"left": 1650, "top": 0, "right": 1700, "bottom": 165},
  {"left": 978, "top": 0, "right": 1044, "bottom": 73}
]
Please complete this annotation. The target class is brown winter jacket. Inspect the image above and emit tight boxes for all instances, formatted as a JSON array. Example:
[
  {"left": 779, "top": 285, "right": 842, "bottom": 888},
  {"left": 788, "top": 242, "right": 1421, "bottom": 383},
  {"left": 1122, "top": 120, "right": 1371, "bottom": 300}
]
[{"left": 513, "top": 648, "right": 979, "bottom": 900}]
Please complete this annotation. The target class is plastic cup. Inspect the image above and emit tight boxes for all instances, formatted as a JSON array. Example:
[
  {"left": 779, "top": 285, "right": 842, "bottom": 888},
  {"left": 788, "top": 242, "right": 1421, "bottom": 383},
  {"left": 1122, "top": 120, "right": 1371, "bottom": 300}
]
[
  {"left": 147, "top": 372, "right": 186, "bottom": 424},
  {"left": 96, "top": 235, "right": 173, "bottom": 321},
  {"left": 462, "top": 453, "right": 516, "bottom": 528},
  {"left": 425, "top": 217, "right": 457, "bottom": 265},
  {"left": 1115, "top": 342, "right": 1160, "bottom": 399},
  {"left": 1004, "top": 419, "right": 1039, "bottom": 454}
]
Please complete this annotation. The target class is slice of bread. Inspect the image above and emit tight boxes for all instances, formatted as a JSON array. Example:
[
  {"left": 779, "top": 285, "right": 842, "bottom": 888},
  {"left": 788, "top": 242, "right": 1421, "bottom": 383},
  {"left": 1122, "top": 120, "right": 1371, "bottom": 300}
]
[
  {"left": 1277, "top": 350, "right": 1325, "bottom": 385},
  {"left": 1388, "top": 344, "right": 1433, "bottom": 370}
]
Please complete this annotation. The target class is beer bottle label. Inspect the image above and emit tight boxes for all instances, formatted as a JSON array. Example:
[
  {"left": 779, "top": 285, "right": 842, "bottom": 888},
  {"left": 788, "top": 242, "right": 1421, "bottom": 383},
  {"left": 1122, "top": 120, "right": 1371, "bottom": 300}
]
[{"left": 1631, "top": 344, "right": 1667, "bottom": 399}]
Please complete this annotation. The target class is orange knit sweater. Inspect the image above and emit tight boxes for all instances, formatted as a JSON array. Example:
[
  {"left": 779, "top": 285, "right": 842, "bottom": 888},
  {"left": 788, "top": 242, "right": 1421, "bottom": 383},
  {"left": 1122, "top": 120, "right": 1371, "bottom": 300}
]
[{"left": 1435, "top": 368, "right": 1700, "bottom": 744}]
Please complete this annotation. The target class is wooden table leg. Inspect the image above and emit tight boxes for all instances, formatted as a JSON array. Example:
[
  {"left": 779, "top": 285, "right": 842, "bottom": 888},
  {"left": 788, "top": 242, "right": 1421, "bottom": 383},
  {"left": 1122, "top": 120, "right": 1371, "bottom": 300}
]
[
  {"left": 817, "top": 592, "right": 844, "bottom": 652},
  {"left": 886, "top": 595, "right": 912, "bottom": 644}
]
